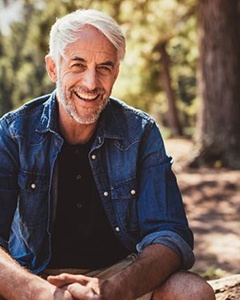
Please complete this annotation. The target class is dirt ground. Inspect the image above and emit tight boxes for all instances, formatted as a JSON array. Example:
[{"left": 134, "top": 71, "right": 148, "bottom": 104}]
[{"left": 164, "top": 138, "right": 240, "bottom": 280}]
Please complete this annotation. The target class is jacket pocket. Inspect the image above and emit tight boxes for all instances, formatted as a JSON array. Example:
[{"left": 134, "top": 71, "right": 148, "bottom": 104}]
[
  {"left": 110, "top": 178, "right": 140, "bottom": 233},
  {"left": 17, "top": 170, "right": 49, "bottom": 227}
]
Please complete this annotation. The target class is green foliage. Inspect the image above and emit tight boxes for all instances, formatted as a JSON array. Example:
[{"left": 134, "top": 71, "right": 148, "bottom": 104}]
[
  {"left": 113, "top": 0, "right": 198, "bottom": 128},
  {"left": 0, "top": 0, "right": 198, "bottom": 133},
  {"left": 200, "top": 267, "right": 227, "bottom": 281}
]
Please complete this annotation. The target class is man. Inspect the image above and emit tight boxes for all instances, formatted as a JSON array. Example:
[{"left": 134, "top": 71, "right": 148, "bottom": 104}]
[{"left": 0, "top": 9, "right": 214, "bottom": 300}]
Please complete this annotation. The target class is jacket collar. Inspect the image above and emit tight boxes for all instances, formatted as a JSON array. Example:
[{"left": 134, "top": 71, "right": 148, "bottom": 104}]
[
  {"left": 96, "top": 99, "right": 124, "bottom": 140},
  {"left": 36, "top": 90, "right": 59, "bottom": 134}
]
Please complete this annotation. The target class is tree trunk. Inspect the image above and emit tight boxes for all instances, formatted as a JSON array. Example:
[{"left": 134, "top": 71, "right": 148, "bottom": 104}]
[
  {"left": 158, "top": 42, "right": 183, "bottom": 136},
  {"left": 190, "top": 0, "right": 240, "bottom": 169}
]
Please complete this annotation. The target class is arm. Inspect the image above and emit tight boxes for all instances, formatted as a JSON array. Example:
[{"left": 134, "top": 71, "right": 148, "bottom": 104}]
[
  {"left": 0, "top": 247, "right": 73, "bottom": 300},
  {"left": 103, "top": 243, "right": 181, "bottom": 299},
  {"left": 0, "top": 119, "right": 72, "bottom": 300},
  {"left": 48, "top": 243, "right": 181, "bottom": 300}
]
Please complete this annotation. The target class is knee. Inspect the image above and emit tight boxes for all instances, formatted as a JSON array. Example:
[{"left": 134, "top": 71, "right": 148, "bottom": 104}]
[
  {"left": 184, "top": 272, "right": 215, "bottom": 300},
  {"left": 153, "top": 271, "right": 215, "bottom": 300}
]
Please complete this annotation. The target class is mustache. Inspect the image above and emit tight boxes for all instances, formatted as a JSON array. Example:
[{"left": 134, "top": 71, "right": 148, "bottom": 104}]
[{"left": 71, "top": 86, "right": 105, "bottom": 95}]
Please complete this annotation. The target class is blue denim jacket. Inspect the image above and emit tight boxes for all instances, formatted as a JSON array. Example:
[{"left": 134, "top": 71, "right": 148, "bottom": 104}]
[{"left": 0, "top": 91, "right": 195, "bottom": 274}]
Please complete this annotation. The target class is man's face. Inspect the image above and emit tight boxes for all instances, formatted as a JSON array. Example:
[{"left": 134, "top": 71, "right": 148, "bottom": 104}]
[{"left": 47, "top": 26, "right": 119, "bottom": 124}]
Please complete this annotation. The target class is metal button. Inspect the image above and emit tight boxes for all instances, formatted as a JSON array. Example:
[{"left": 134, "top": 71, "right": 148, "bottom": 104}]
[
  {"left": 130, "top": 189, "right": 136, "bottom": 195},
  {"left": 76, "top": 174, "right": 82, "bottom": 180},
  {"left": 103, "top": 191, "right": 108, "bottom": 197},
  {"left": 91, "top": 154, "right": 96, "bottom": 160},
  {"left": 30, "top": 183, "right": 36, "bottom": 189},
  {"left": 115, "top": 227, "right": 120, "bottom": 232}
]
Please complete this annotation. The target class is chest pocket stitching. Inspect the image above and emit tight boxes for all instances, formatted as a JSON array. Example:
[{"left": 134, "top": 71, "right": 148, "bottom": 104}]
[
  {"left": 18, "top": 170, "right": 49, "bottom": 193},
  {"left": 113, "top": 139, "right": 140, "bottom": 151},
  {"left": 110, "top": 178, "right": 138, "bottom": 200}
]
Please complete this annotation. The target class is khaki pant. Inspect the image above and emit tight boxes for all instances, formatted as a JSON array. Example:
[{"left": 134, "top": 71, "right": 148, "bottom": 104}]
[{"left": 41, "top": 254, "right": 153, "bottom": 300}]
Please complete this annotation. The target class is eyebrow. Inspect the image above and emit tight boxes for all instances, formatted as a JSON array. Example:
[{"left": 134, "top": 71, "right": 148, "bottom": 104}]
[
  {"left": 71, "top": 56, "right": 86, "bottom": 63},
  {"left": 100, "top": 61, "right": 115, "bottom": 67},
  {"left": 71, "top": 56, "right": 115, "bottom": 67}
]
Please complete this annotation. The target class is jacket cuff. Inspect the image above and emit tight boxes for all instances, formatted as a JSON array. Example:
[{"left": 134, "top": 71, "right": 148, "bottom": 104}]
[{"left": 136, "top": 230, "right": 195, "bottom": 270}]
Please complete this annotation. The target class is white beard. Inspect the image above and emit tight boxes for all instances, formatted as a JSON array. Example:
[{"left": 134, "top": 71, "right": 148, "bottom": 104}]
[{"left": 56, "top": 79, "right": 108, "bottom": 124}]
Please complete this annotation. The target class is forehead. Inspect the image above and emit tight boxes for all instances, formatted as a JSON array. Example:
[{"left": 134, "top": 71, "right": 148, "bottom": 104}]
[{"left": 64, "top": 26, "right": 118, "bottom": 63}]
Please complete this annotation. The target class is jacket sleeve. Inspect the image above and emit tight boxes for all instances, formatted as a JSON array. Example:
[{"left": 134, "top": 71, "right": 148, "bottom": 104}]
[
  {"left": 0, "top": 118, "right": 19, "bottom": 250},
  {"left": 136, "top": 121, "right": 195, "bottom": 269}
]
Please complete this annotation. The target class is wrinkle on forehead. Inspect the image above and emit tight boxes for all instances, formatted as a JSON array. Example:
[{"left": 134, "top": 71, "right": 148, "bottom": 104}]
[{"left": 63, "top": 26, "right": 118, "bottom": 62}]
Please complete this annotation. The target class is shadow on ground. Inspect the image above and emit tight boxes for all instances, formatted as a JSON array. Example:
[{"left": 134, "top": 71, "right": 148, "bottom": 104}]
[{"left": 165, "top": 138, "right": 240, "bottom": 279}]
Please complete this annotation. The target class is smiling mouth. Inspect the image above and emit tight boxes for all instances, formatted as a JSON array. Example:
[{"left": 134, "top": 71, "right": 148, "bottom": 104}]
[{"left": 74, "top": 91, "right": 100, "bottom": 102}]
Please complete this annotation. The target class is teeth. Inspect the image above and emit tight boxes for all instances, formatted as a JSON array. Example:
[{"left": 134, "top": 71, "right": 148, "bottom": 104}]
[{"left": 75, "top": 91, "right": 98, "bottom": 100}]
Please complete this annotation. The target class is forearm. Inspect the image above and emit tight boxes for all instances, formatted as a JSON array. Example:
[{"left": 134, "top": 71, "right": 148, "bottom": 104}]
[
  {"left": 0, "top": 247, "right": 69, "bottom": 300},
  {"left": 102, "top": 243, "right": 181, "bottom": 300}
]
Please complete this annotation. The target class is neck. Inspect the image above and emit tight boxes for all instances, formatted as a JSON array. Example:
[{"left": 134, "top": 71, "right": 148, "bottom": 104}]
[
  {"left": 60, "top": 121, "right": 97, "bottom": 145},
  {"left": 58, "top": 106, "right": 97, "bottom": 145}
]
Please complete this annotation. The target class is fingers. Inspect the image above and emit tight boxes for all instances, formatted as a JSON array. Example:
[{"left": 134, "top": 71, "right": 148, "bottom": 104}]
[
  {"left": 53, "top": 287, "right": 74, "bottom": 300},
  {"left": 48, "top": 273, "right": 89, "bottom": 287},
  {"left": 67, "top": 283, "right": 100, "bottom": 299},
  {"left": 48, "top": 274, "right": 101, "bottom": 299}
]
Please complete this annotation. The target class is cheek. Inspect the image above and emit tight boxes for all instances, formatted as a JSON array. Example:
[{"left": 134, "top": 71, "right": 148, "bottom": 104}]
[
  {"left": 102, "top": 77, "right": 117, "bottom": 92},
  {"left": 60, "top": 74, "right": 79, "bottom": 89},
  {"left": 58, "top": 67, "right": 78, "bottom": 80}
]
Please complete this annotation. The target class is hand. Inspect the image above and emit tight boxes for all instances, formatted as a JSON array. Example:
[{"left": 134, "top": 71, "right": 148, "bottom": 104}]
[
  {"left": 48, "top": 273, "right": 103, "bottom": 300},
  {"left": 52, "top": 286, "right": 74, "bottom": 300},
  {"left": 37, "top": 287, "right": 73, "bottom": 300},
  {"left": 28, "top": 277, "right": 74, "bottom": 300}
]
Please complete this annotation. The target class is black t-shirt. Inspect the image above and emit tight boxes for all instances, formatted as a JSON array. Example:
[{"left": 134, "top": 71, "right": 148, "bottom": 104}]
[{"left": 48, "top": 136, "right": 130, "bottom": 269}]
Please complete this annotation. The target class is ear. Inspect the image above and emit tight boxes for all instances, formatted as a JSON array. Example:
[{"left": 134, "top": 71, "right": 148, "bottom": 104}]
[{"left": 45, "top": 54, "right": 57, "bottom": 82}]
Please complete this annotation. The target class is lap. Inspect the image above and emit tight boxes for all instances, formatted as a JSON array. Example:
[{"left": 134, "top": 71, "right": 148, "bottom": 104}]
[
  {"left": 41, "top": 255, "right": 215, "bottom": 300},
  {"left": 42, "top": 254, "right": 153, "bottom": 300}
]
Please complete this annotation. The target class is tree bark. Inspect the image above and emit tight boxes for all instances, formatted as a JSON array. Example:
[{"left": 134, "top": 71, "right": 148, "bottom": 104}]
[
  {"left": 158, "top": 42, "right": 183, "bottom": 136},
  {"left": 190, "top": 0, "right": 240, "bottom": 169},
  {"left": 208, "top": 274, "right": 240, "bottom": 300}
]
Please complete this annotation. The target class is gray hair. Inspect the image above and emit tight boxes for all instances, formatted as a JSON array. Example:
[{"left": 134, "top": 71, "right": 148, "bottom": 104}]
[{"left": 49, "top": 9, "right": 126, "bottom": 63}]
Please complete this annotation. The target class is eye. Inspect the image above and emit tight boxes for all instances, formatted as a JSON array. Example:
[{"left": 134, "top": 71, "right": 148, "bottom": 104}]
[
  {"left": 71, "top": 63, "right": 86, "bottom": 72},
  {"left": 96, "top": 65, "right": 113, "bottom": 76}
]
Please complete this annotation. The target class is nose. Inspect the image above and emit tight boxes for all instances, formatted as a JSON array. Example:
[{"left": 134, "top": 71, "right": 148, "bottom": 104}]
[{"left": 83, "top": 68, "right": 98, "bottom": 91}]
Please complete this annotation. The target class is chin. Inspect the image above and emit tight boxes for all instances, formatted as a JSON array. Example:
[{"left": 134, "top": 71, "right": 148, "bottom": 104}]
[{"left": 70, "top": 111, "right": 100, "bottom": 125}]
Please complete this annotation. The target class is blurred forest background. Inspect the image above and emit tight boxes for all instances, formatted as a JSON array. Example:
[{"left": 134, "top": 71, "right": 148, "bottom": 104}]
[
  {"left": 0, "top": 0, "right": 240, "bottom": 287},
  {"left": 1, "top": 0, "right": 240, "bottom": 169}
]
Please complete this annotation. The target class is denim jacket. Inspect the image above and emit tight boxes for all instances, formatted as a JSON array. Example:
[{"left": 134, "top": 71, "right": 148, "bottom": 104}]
[{"left": 0, "top": 91, "right": 195, "bottom": 274}]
